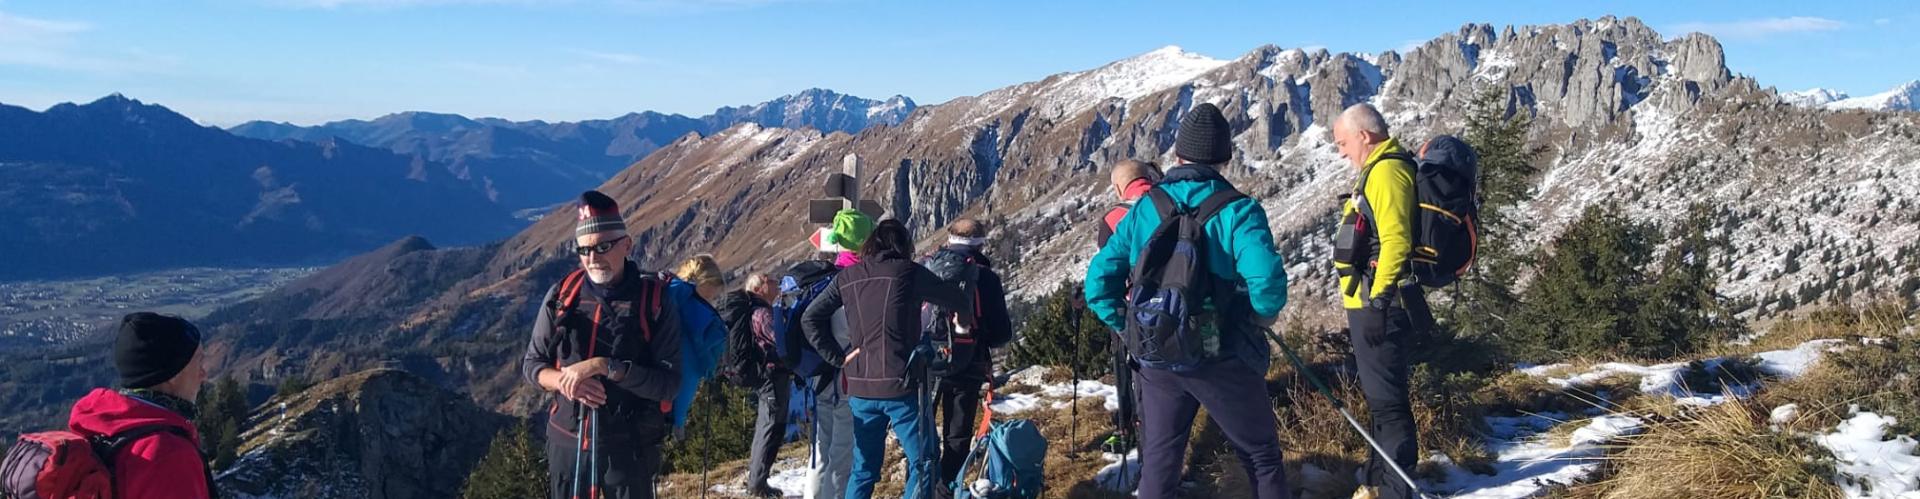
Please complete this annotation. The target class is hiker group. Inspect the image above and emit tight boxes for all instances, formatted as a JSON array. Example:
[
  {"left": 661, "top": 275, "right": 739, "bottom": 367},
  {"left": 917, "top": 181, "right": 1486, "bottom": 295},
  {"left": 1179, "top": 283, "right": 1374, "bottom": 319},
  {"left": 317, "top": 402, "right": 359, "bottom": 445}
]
[
  {"left": 506, "top": 100, "right": 1475, "bottom": 499},
  {"left": 6, "top": 100, "right": 1477, "bottom": 499}
]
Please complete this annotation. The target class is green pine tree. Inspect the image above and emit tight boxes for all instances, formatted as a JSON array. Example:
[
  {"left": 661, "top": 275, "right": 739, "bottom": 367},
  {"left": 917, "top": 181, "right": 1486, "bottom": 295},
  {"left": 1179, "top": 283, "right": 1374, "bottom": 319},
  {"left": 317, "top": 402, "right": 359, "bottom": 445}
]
[
  {"left": 462, "top": 420, "right": 548, "bottom": 499},
  {"left": 275, "top": 375, "right": 313, "bottom": 399},
  {"left": 194, "top": 376, "right": 250, "bottom": 471},
  {"left": 1632, "top": 204, "right": 1748, "bottom": 357},
  {"left": 1008, "top": 279, "right": 1110, "bottom": 377},
  {"left": 1507, "top": 203, "right": 1659, "bottom": 362},
  {"left": 1435, "top": 85, "right": 1544, "bottom": 356},
  {"left": 664, "top": 382, "right": 758, "bottom": 475}
]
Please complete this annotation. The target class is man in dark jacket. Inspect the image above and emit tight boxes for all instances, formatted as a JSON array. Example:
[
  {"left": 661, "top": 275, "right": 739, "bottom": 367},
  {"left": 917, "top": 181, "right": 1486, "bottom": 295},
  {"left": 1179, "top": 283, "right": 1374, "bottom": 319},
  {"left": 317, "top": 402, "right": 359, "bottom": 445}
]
[
  {"left": 921, "top": 219, "right": 1014, "bottom": 499},
  {"left": 523, "top": 190, "right": 684, "bottom": 499},
  {"left": 800, "top": 219, "right": 972, "bottom": 499}
]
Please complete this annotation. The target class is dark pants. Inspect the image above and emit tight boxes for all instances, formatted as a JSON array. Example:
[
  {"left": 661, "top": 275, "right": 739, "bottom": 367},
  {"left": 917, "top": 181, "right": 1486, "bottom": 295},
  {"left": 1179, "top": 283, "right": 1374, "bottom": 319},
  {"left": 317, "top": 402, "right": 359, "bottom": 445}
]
[
  {"left": 546, "top": 413, "right": 668, "bottom": 499},
  {"left": 747, "top": 370, "right": 794, "bottom": 489},
  {"left": 1137, "top": 360, "right": 1288, "bottom": 499},
  {"left": 932, "top": 378, "right": 983, "bottom": 498},
  {"left": 1346, "top": 286, "right": 1430, "bottom": 499}
]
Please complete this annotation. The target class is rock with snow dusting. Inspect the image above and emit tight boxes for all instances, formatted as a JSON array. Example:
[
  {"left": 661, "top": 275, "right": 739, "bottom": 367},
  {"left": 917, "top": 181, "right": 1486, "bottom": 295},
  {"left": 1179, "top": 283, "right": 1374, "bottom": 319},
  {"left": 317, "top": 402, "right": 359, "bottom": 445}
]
[{"left": 217, "top": 368, "right": 509, "bottom": 499}]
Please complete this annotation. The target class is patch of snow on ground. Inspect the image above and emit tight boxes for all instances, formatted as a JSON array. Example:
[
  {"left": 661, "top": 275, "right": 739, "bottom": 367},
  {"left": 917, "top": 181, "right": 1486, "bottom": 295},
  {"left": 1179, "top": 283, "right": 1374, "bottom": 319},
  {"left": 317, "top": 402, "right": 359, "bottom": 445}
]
[
  {"left": 708, "top": 456, "right": 810, "bottom": 498},
  {"left": 1427, "top": 415, "right": 1645, "bottom": 498},
  {"left": 1092, "top": 449, "right": 1142, "bottom": 493},
  {"left": 1818, "top": 412, "right": 1920, "bottom": 498},
  {"left": 992, "top": 366, "right": 1120, "bottom": 413},
  {"left": 1755, "top": 339, "right": 1850, "bottom": 377},
  {"left": 1527, "top": 339, "right": 1848, "bottom": 406},
  {"left": 1771, "top": 403, "right": 1801, "bottom": 425}
]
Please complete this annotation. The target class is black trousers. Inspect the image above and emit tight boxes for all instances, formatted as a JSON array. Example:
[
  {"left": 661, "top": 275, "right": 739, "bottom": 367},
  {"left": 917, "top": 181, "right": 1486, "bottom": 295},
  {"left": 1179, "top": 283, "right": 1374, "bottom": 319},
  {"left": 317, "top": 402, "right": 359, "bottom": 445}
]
[
  {"left": 746, "top": 370, "right": 793, "bottom": 488},
  {"left": 1345, "top": 285, "right": 1431, "bottom": 499},
  {"left": 546, "top": 411, "right": 668, "bottom": 499},
  {"left": 932, "top": 378, "right": 983, "bottom": 498}
]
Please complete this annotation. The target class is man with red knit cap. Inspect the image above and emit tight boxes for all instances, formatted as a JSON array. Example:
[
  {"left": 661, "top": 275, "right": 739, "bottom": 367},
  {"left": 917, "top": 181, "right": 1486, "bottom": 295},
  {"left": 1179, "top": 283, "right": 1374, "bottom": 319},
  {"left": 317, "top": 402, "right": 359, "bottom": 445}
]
[{"left": 523, "top": 190, "right": 684, "bottom": 499}]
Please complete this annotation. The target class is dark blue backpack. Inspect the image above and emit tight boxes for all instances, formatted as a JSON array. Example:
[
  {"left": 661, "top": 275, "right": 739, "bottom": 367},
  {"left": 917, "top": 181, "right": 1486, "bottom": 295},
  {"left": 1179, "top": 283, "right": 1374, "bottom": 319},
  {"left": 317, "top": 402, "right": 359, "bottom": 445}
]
[
  {"left": 954, "top": 419, "right": 1047, "bottom": 499},
  {"left": 1122, "top": 180, "right": 1248, "bottom": 372},
  {"left": 772, "top": 260, "right": 838, "bottom": 379}
]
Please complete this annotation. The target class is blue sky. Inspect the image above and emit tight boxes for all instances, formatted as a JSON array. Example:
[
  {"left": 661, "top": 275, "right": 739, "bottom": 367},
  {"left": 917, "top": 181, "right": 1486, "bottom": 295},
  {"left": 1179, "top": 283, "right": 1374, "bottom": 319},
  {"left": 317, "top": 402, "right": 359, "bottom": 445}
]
[{"left": 1, "top": 0, "right": 1913, "bottom": 126}]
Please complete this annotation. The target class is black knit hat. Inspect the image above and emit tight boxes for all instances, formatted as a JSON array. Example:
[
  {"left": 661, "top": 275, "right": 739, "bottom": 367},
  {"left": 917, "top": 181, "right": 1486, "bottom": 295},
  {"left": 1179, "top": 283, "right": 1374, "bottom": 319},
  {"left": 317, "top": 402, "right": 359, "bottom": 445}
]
[
  {"left": 575, "top": 190, "right": 627, "bottom": 238},
  {"left": 1176, "top": 102, "right": 1233, "bottom": 165},
  {"left": 114, "top": 312, "right": 202, "bottom": 389}
]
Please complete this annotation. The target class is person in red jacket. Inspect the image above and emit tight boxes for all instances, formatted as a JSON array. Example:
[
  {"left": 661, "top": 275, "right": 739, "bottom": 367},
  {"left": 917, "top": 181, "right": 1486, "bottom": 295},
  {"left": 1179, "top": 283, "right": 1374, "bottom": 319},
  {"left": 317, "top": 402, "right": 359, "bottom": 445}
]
[
  {"left": 67, "top": 312, "right": 215, "bottom": 499},
  {"left": 1096, "top": 159, "right": 1162, "bottom": 247}
]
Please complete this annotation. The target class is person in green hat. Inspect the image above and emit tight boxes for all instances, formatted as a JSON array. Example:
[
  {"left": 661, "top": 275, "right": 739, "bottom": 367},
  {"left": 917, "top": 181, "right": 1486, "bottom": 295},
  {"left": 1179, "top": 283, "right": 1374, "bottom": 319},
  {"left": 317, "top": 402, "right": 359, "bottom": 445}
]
[{"left": 802, "top": 208, "right": 873, "bottom": 499}]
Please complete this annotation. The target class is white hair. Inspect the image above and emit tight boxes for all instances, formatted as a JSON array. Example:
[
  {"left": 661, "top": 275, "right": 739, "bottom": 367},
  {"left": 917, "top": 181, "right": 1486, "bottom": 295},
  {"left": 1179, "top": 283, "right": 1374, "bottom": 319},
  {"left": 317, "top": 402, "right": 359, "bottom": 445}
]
[
  {"left": 743, "top": 273, "right": 775, "bottom": 292},
  {"left": 1338, "top": 103, "right": 1391, "bottom": 137}
]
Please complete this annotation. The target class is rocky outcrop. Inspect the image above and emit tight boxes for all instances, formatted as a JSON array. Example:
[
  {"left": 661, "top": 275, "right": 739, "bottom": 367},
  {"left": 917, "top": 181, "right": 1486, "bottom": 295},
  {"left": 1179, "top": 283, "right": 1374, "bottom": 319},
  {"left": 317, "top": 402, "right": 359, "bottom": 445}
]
[{"left": 217, "top": 369, "right": 509, "bottom": 499}]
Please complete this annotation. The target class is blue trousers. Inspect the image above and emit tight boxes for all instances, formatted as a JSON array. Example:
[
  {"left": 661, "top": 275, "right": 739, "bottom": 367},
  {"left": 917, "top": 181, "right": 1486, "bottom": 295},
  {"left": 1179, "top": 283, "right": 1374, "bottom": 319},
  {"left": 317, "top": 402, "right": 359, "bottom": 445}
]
[{"left": 846, "top": 394, "right": 938, "bottom": 499}]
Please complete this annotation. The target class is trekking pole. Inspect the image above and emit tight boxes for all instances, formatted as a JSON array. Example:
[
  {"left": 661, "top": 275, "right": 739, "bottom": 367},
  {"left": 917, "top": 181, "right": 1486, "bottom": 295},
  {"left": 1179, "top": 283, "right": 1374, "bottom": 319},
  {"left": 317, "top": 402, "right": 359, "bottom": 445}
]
[
  {"left": 1067, "top": 296, "right": 1082, "bottom": 456},
  {"left": 1261, "top": 328, "right": 1433, "bottom": 499},
  {"left": 571, "top": 401, "right": 588, "bottom": 499},
  {"left": 699, "top": 385, "right": 712, "bottom": 499},
  {"left": 589, "top": 406, "right": 602, "bottom": 499}
]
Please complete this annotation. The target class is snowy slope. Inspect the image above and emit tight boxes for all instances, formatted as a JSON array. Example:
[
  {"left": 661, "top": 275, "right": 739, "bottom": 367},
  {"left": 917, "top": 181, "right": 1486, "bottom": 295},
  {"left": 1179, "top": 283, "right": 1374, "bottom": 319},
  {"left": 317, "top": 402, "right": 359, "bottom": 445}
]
[
  {"left": 1782, "top": 88, "right": 1850, "bottom": 107},
  {"left": 1827, "top": 80, "right": 1920, "bottom": 111}
]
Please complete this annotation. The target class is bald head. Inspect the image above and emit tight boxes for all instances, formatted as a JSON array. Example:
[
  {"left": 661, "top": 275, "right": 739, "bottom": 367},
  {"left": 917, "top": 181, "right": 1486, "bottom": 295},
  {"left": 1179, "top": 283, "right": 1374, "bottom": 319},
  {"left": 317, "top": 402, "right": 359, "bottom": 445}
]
[
  {"left": 1333, "top": 103, "right": 1392, "bottom": 169},
  {"left": 1108, "top": 159, "right": 1162, "bottom": 196},
  {"left": 948, "top": 218, "right": 987, "bottom": 239}
]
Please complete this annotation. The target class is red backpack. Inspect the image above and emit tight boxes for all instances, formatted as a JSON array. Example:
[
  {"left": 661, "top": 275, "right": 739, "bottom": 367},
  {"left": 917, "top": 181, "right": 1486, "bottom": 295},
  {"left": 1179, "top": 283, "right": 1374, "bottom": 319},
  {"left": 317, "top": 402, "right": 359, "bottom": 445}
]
[{"left": 1, "top": 425, "right": 186, "bottom": 499}]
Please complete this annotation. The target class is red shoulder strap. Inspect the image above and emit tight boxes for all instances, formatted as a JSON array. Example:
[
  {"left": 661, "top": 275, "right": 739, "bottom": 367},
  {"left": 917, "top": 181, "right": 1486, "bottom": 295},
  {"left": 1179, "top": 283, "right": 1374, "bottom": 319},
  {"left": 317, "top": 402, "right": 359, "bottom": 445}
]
[{"left": 554, "top": 269, "right": 588, "bottom": 319}]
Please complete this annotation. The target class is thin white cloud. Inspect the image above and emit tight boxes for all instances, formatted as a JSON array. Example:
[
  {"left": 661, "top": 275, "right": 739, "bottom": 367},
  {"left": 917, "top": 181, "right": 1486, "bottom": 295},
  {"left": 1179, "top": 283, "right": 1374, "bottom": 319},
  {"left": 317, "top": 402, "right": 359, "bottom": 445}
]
[
  {"left": 0, "top": 10, "right": 178, "bottom": 74},
  {"left": 268, "top": 0, "right": 563, "bottom": 9},
  {"left": 1670, "top": 16, "right": 1846, "bottom": 40},
  {"left": 1297, "top": 45, "right": 1328, "bottom": 53},
  {"left": 268, "top": 0, "right": 803, "bottom": 12},
  {"left": 1874, "top": 18, "right": 1892, "bottom": 26},
  {"left": 442, "top": 61, "right": 531, "bottom": 78},
  {"left": 574, "top": 49, "right": 653, "bottom": 65},
  {"left": 1395, "top": 39, "right": 1424, "bottom": 54},
  {"left": 0, "top": 10, "right": 91, "bottom": 39}
]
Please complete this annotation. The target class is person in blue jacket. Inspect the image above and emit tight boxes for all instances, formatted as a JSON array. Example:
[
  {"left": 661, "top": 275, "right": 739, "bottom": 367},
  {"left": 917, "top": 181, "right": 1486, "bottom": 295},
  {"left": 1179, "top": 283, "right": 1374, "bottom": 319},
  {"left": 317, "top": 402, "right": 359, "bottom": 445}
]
[
  {"left": 1083, "top": 103, "right": 1291, "bottom": 499},
  {"left": 668, "top": 254, "right": 729, "bottom": 432}
]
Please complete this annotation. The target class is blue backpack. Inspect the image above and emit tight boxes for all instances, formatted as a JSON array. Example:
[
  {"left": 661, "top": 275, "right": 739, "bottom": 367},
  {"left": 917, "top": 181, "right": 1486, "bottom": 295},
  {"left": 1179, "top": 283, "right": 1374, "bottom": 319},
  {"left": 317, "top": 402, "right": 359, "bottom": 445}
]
[
  {"left": 771, "top": 260, "right": 838, "bottom": 379},
  {"left": 954, "top": 418, "right": 1047, "bottom": 499}
]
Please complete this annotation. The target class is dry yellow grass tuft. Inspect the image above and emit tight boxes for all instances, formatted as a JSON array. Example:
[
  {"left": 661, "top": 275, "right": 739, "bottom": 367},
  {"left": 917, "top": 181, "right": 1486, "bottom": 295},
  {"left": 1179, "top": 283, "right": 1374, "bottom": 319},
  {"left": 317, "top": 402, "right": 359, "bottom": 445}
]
[{"left": 1554, "top": 401, "right": 1842, "bottom": 499}]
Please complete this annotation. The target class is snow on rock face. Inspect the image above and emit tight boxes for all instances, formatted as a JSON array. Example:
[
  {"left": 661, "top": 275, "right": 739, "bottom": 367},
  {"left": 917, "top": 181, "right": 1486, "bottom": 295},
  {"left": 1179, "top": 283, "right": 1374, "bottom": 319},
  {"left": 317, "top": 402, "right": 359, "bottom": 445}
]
[
  {"left": 1037, "top": 45, "right": 1229, "bottom": 119},
  {"left": 1818, "top": 412, "right": 1920, "bottom": 498}
]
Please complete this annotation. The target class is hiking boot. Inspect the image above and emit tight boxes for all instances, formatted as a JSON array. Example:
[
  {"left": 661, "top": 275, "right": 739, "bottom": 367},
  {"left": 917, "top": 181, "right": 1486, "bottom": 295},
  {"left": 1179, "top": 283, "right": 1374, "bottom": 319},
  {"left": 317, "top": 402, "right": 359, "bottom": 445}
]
[
  {"left": 744, "top": 484, "right": 783, "bottom": 498},
  {"left": 1350, "top": 486, "right": 1379, "bottom": 499}
]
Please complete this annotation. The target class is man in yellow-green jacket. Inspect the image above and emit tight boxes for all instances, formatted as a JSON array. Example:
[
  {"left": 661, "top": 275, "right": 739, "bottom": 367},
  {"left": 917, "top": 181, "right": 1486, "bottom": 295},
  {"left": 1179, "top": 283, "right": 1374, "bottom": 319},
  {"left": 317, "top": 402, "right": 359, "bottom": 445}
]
[{"left": 1330, "top": 103, "right": 1434, "bottom": 499}]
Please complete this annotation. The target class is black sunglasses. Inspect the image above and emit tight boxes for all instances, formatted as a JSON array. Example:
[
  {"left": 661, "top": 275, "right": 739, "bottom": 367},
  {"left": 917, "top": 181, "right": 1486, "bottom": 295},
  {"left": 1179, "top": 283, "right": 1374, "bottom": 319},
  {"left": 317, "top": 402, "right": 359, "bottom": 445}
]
[{"left": 574, "top": 236, "right": 629, "bottom": 256}]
